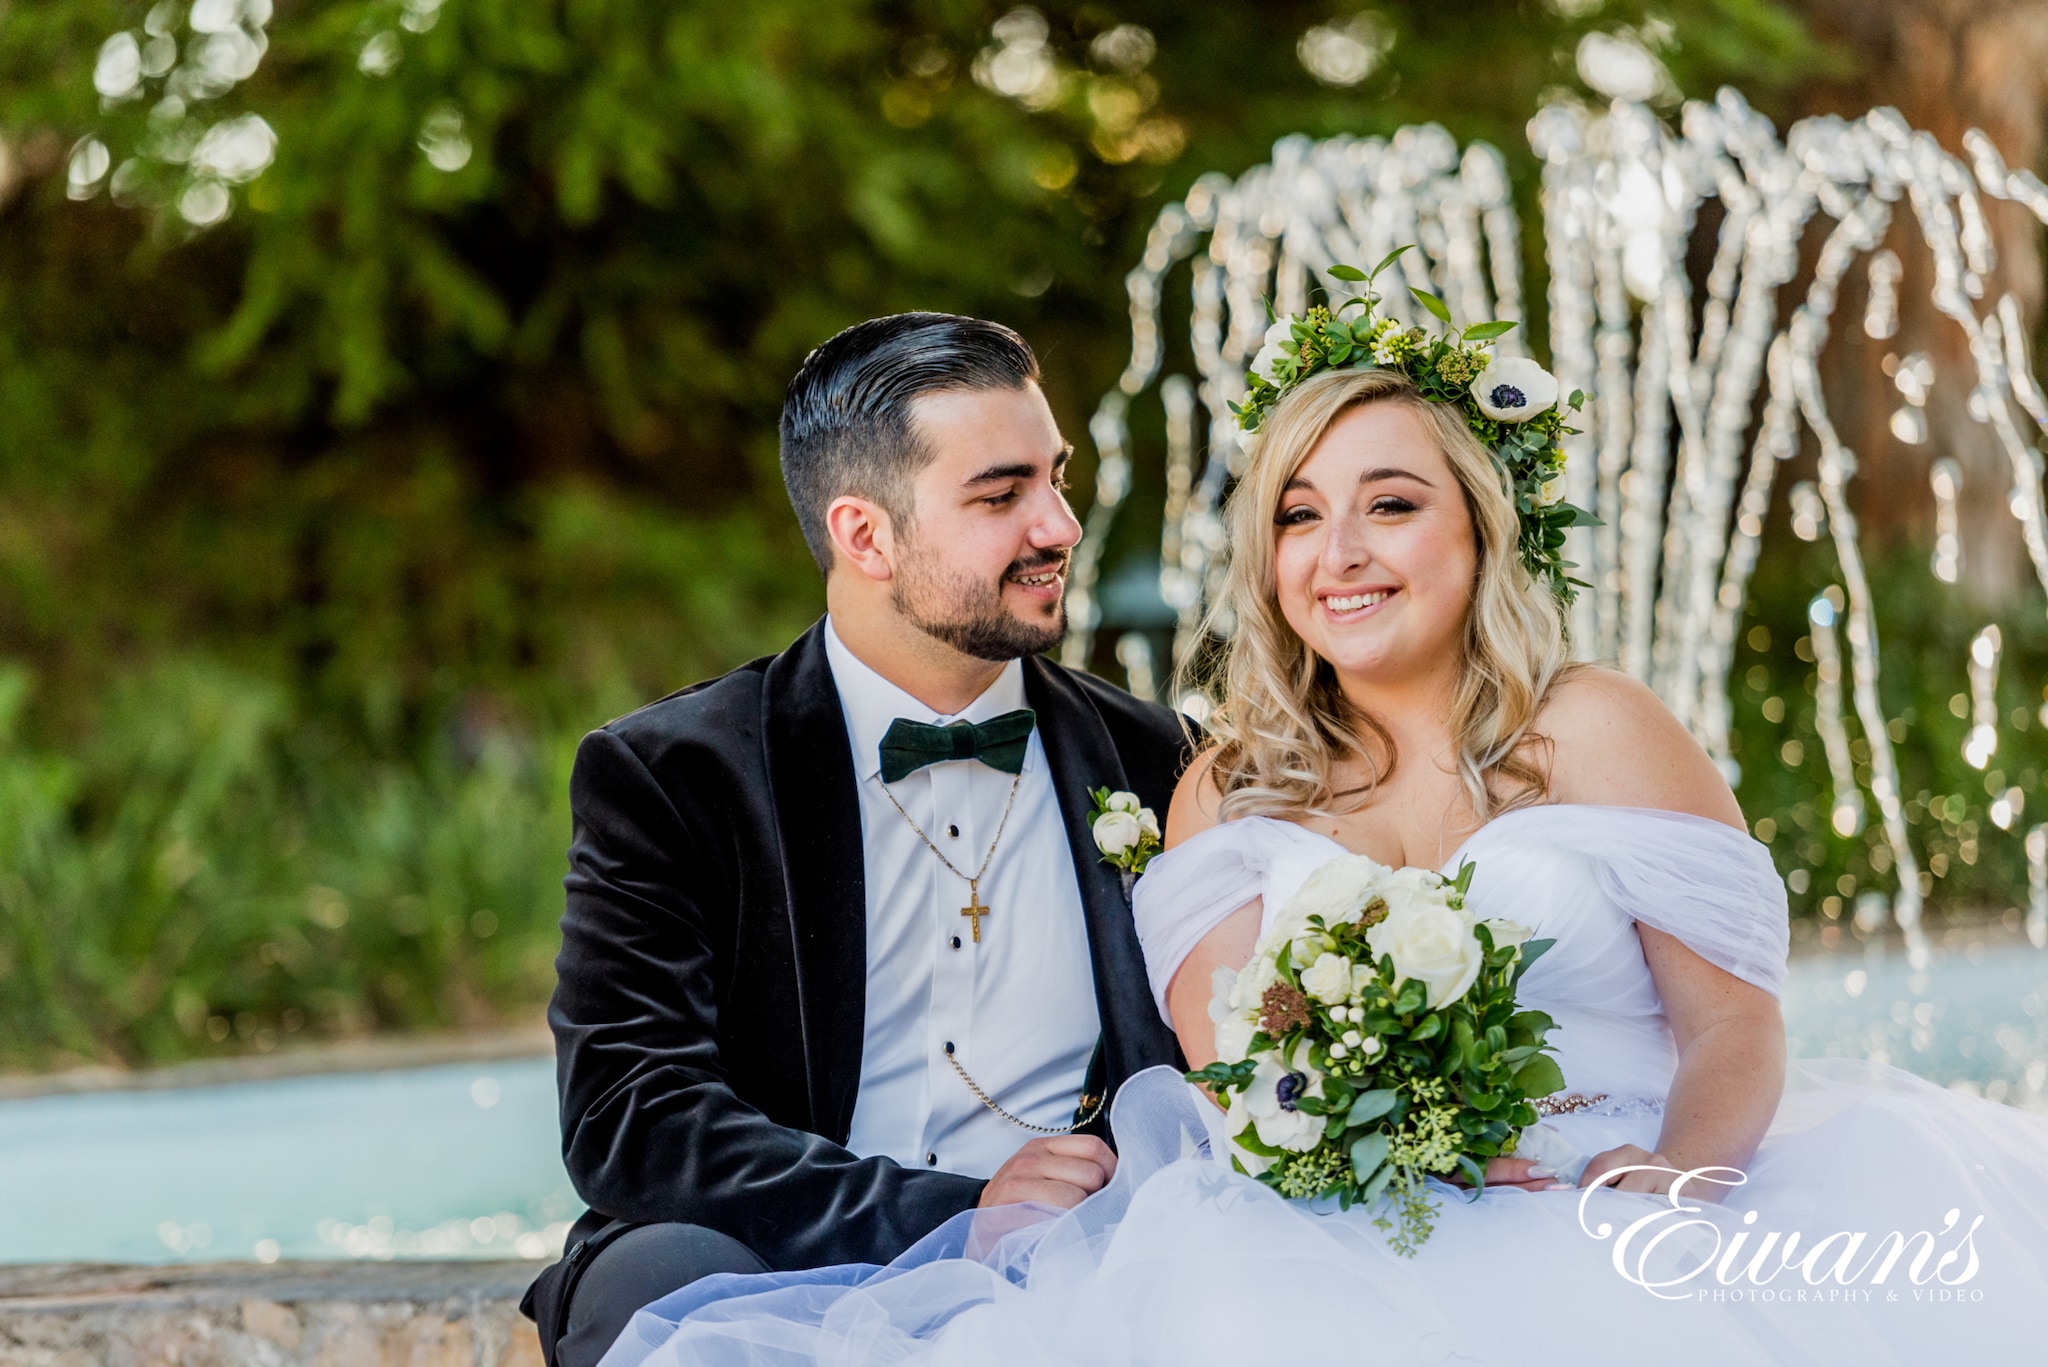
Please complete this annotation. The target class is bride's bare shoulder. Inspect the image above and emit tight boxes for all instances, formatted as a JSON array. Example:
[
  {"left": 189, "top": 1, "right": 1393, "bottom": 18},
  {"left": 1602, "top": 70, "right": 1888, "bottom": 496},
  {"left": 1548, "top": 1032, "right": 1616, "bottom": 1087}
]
[
  {"left": 1535, "top": 666, "right": 1746, "bottom": 830},
  {"left": 1165, "top": 746, "right": 1230, "bottom": 848}
]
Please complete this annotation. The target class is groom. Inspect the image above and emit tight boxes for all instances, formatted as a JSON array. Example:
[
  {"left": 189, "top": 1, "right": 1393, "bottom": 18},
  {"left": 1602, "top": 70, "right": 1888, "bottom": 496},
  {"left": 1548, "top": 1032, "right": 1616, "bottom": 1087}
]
[{"left": 522, "top": 312, "right": 1193, "bottom": 1367}]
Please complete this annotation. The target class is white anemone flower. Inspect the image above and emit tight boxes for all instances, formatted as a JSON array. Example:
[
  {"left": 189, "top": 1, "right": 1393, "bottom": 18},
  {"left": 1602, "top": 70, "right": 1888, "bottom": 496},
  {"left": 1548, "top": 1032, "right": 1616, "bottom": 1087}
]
[
  {"left": 1243, "top": 1057, "right": 1324, "bottom": 1152},
  {"left": 1470, "top": 357, "right": 1559, "bottom": 423}
]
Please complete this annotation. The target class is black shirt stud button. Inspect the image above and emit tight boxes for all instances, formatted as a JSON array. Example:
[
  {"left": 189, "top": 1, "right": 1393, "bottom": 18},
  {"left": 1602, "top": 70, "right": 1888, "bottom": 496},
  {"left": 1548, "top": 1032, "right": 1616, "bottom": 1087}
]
[
  {"left": 926, "top": 1152, "right": 938, "bottom": 1166},
  {"left": 947, "top": 824, "right": 960, "bottom": 838},
  {"left": 944, "top": 1041, "right": 955, "bottom": 1055},
  {"left": 950, "top": 936, "right": 962, "bottom": 950}
]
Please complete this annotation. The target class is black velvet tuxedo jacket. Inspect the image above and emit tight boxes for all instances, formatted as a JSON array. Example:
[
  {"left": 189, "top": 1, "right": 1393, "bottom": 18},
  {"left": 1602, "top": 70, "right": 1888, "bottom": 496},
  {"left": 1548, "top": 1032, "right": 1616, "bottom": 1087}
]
[{"left": 546, "top": 619, "right": 1194, "bottom": 1273}]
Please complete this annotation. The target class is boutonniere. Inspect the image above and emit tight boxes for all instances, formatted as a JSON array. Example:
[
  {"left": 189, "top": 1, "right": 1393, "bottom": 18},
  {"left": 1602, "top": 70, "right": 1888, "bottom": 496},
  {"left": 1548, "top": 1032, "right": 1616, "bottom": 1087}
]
[{"left": 1088, "top": 787, "right": 1162, "bottom": 876}]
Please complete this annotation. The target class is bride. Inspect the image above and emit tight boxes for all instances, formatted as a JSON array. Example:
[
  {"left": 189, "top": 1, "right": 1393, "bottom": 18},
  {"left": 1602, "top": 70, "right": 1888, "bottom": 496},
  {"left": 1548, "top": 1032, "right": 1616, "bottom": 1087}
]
[{"left": 600, "top": 359, "right": 2048, "bottom": 1366}]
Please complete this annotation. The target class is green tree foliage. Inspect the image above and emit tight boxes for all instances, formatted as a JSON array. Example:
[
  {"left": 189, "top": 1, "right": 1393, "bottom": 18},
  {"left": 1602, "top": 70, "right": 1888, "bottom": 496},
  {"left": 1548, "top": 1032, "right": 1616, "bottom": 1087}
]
[{"left": 0, "top": 1, "right": 1823, "bottom": 1067}]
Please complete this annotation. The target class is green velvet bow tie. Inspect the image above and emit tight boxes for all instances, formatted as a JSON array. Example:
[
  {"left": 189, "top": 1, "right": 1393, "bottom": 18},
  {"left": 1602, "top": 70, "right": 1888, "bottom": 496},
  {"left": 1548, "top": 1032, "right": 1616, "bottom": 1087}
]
[{"left": 878, "top": 709, "right": 1037, "bottom": 783}]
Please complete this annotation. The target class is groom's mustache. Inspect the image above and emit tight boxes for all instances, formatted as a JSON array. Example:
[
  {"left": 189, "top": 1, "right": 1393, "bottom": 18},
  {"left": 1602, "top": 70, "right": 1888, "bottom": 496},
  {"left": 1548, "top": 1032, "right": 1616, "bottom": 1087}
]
[{"left": 1003, "top": 551, "right": 1071, "bottom": 581}]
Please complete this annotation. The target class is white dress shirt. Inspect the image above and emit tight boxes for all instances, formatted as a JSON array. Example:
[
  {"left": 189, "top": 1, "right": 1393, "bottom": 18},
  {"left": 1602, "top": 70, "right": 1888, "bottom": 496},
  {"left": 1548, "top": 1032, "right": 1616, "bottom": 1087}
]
[{"left": 824, "top": 618, "right": 1100, "bottom": 1179}]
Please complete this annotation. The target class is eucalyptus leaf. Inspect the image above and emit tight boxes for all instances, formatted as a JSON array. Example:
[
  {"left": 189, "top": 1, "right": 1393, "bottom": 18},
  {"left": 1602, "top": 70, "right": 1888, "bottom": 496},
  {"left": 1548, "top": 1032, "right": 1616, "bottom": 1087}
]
[
  {"left": 1461, "top": 319, "right": 1517, "bottom": 341},
  {"left": 1457, "top": 1154, "right": 1488, "bottom": 1200},
  {"left": 1349, "top": 1131, "right": 1391, "bottom": 1184},
  {"left": 1346, "top": 1088, "right": 1398, "bottom": 1125},
  {"left": 1327, "top": 264, "right": 1368, "bottom": 282}
]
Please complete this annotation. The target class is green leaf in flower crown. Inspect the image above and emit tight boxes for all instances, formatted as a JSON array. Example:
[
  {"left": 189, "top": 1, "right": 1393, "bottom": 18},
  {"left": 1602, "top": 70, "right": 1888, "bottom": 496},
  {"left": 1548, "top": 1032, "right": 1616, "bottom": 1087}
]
[
  {"left": 1349, "top": 1131, "right": 1391, "bottom": 1184},
  {"left": 1327, "top": 263, "right": 1368, "bottom": 282},
  {"left": 1346, "top": 1088, "right": 1399, "bottom": 1126},
  {"left": 1410, "top": 287, "right": 1453, "bottom": 324},
  {"left": 1366, "top": 244, "right": 1413, "bottom": 282},
  {"left": 1513, "top": 1053, "right": 1566, "bottom": 1098},
  {"left": 1560, "top": 503, "right": 1603, "bottom": 529},
  {"left": 1461, "top": 320, "right": 1518, "bottom": 342}
]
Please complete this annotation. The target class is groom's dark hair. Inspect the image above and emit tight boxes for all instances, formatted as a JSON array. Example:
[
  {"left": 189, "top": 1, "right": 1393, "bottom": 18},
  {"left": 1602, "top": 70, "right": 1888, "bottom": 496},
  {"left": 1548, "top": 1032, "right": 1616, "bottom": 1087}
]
[{"left": 780, "top": 312, "right": 1040, "bottom": 574}]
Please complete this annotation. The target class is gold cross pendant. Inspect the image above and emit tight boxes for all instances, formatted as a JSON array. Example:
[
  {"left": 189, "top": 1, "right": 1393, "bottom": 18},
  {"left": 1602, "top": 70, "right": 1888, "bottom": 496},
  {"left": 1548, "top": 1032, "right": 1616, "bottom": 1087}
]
[{"left": 960, "top": 883, "right": 991, "bottom": 943}]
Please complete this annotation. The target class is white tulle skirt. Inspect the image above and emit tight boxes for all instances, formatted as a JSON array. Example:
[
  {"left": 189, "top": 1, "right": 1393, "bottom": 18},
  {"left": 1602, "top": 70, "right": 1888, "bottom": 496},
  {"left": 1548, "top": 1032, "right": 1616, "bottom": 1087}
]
[{"left": 600, "top": 1063, "right": 2048, "bottom": 1367}]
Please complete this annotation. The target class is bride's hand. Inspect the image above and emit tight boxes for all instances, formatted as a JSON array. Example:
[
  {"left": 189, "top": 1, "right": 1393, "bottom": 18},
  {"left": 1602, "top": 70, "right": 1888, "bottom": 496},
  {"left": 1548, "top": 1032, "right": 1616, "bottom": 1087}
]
[
  {"left": 1577, "top": 1144, "right": 1683, "bottom": 1195},
  {"left": 1447, "top": 1155, "right": 1554, "bottom": 1194}
]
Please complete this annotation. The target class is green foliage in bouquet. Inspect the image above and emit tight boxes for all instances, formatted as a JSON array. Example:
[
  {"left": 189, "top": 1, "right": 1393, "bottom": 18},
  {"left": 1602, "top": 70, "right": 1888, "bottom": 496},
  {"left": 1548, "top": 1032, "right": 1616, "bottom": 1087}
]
[{"left": 1188, "top": 855, "right": 1560, "bottom": 1256}]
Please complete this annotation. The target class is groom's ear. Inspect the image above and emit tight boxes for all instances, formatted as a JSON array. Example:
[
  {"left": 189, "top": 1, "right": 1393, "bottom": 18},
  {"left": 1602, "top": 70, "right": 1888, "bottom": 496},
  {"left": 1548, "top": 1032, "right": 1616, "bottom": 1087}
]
[{"left": 824, "top": 494, "right": 898, "bottom": 583}]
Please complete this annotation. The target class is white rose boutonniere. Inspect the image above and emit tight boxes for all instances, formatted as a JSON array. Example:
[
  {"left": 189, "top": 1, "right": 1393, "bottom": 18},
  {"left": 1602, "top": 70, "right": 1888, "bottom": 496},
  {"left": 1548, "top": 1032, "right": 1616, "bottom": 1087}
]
[
  {"left": 1089, "top": 786, "right": 1163, "bottom": 876},
  {"left": 1470, "top": 356, "right": 1560, "bottom": 423}
]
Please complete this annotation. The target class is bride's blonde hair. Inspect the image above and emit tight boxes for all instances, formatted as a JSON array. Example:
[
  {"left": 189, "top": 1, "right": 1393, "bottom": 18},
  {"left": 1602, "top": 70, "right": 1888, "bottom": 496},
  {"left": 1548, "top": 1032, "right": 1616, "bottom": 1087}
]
[{"left": 1190, "top": 366, "right": 1572, "bottom": 822}]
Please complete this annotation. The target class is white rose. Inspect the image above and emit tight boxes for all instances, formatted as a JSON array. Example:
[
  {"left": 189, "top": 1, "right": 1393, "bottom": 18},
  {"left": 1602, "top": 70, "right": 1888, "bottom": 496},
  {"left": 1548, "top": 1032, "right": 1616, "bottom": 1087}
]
[
  {"left": 1470, "top": 356, "right": 1560, "bottom": 423},
  {"left": 1214, "top": 1012, "right": 1256, "bottom": 1065},
  {"left": 1248, "top": 320, "right": 1294, "bottom": 386},
  {"left": 1482, "top": 917, "right": 1533, "bottom": 950},
  {"left": 1244, "top": 1056, "right": 1324, "bottom": 1152},
  {"left": 1534, "top": 472, "right": 1566, "bottom": 508},
  {"left": 1230, "top": 952, "right": 1278, "bottom": 1011},
  {"left": 1105, "top": 790, "right": 1142, "bottom": 814},
  {"left": 1300, "top": 952, "right": 1353, "bottom": 1006},
  {"left": 1366, "top": 898, "right": 1485, "bottom": 1011},
  {"left": 1283, "top": 854, "right": 1387, "bottom": 930},
  {"left": 1350, "top": 961, "right": 1378, "bottom": 999},
  {"left": 1207, "top": 965, "right": 1238, "bottom": 1021},
  {"left": 1092, "top": 809, "right": 1141, "bottom": 856},
  {"left": 1375, "top": 866, "right": 1447, "bottom": 901},
  {"left": 1137, "top": 807, "right": 1161, "bottom": 841}
]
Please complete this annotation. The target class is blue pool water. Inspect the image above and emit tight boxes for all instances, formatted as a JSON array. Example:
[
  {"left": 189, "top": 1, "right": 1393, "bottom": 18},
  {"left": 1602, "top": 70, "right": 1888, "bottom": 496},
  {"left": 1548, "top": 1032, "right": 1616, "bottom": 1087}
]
[
  {"left": 3, "top": 935, "right": 2045, "bottom": 1265},
  {"left": 0, "top": 1058, "right": 573, "bottom": 1264}
]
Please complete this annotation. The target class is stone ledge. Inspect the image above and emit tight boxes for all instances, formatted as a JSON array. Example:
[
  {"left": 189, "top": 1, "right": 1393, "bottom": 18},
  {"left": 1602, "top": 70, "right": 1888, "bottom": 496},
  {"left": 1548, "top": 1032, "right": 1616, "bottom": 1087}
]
[{"left": 0, "top": 1262, "right": 544, "bottom": 1367}]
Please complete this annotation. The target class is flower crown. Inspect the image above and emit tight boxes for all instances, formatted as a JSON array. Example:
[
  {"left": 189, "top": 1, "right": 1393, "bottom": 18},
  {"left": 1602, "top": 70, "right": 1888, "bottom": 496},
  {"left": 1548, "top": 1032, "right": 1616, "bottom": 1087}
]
[{"left": 1231, "top": 246, "right": 1593, "bottom": 604}]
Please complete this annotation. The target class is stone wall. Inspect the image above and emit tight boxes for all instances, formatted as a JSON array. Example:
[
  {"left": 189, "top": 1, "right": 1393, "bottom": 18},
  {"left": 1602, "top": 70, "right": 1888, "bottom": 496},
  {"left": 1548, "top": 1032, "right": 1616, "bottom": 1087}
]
[{"left": 0, "top": 1261, "right": 543, "bottom": 1367}]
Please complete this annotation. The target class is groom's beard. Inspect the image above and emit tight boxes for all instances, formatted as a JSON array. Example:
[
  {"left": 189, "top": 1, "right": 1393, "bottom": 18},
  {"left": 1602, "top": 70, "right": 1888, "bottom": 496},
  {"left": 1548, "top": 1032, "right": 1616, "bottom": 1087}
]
[{"left": 894, "top": 547, "right": 1070, "bottom": 662}]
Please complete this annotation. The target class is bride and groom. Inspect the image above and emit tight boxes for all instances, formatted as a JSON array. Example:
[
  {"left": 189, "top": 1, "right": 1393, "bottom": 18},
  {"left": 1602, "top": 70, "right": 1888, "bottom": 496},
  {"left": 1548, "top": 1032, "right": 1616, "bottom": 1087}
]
[{"left": 527, "top": 311, "right": 2048, "bottom": 1367}]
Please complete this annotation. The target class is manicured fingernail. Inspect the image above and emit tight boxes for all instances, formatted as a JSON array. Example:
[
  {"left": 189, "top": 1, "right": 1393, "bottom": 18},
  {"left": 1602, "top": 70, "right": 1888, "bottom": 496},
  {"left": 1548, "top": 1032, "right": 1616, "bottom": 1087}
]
[
  {"left": 1546, "top": 1181, "right": 1574, "bottom": 1191},
  {"left": 1526, "top": 1166, "right": 1553, "bottom": 1179}
]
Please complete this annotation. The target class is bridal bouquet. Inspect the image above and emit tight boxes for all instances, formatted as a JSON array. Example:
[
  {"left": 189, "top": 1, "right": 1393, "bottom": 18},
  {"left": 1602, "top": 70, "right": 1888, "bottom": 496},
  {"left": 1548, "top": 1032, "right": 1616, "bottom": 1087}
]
[{"left": 1188, "top": 853, "right": 1561, "bottom": 1255}]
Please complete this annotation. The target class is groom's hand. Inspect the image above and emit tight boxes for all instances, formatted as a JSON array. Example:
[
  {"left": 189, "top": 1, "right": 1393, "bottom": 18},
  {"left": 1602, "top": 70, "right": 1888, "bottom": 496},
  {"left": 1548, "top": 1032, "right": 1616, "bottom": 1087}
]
[{"left": 978, "top": 1136, "right": 1118, "bottom": 1209}]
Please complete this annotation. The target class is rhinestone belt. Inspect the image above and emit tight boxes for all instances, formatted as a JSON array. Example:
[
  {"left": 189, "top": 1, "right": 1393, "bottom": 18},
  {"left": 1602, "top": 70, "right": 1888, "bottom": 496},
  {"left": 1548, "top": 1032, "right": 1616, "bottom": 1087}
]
[{"left": 1532, "top": 1092, "right": 1665, "bottom": 1118}]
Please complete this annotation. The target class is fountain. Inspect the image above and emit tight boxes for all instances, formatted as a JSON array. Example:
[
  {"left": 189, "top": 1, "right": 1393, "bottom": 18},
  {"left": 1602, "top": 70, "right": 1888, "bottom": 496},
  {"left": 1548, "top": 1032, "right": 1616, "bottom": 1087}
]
[{"left": 1069, "top": 90, "right": 2048, "bottom": 970}]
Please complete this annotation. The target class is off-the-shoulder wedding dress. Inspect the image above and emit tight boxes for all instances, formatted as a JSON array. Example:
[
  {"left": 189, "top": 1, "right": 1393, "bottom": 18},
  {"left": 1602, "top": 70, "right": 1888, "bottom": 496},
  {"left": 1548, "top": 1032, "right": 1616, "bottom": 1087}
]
[{"left": 603, "top": 806, "right": 2048, "bottom": 1366}]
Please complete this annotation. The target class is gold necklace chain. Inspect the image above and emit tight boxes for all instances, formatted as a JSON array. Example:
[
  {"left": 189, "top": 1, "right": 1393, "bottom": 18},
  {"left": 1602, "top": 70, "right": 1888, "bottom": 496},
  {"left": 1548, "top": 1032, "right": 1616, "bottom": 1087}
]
[
  {"left": 875, "top": 765, "right": 1100, "bottom": 1134},
  {"left": 873, "top": 766, "right": 1023, "bottom": 889}
]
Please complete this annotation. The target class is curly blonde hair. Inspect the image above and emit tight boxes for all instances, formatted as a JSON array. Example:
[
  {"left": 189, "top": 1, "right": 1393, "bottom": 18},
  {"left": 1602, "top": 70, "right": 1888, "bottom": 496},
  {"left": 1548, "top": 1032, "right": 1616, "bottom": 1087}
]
[{"left": 1189, "top": 367, "right": 1573, "bottom": 822}]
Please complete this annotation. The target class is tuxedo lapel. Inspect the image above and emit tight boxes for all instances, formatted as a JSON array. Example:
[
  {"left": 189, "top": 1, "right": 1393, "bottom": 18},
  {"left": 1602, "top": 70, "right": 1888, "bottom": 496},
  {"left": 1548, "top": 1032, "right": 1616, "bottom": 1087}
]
[
  {"left": 762, "top": 620, "right": 868, "bottom": 1142},
  {"left": 1024, "top": 657, "right": 1159, "bottom": 1093}
]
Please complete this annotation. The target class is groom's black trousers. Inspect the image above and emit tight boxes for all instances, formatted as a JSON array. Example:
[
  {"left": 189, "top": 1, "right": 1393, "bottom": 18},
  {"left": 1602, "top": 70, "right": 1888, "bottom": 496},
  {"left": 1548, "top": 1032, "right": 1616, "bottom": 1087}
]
[{"left": 547, "top": 1218, "right": 769, "bottom": 1367}]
